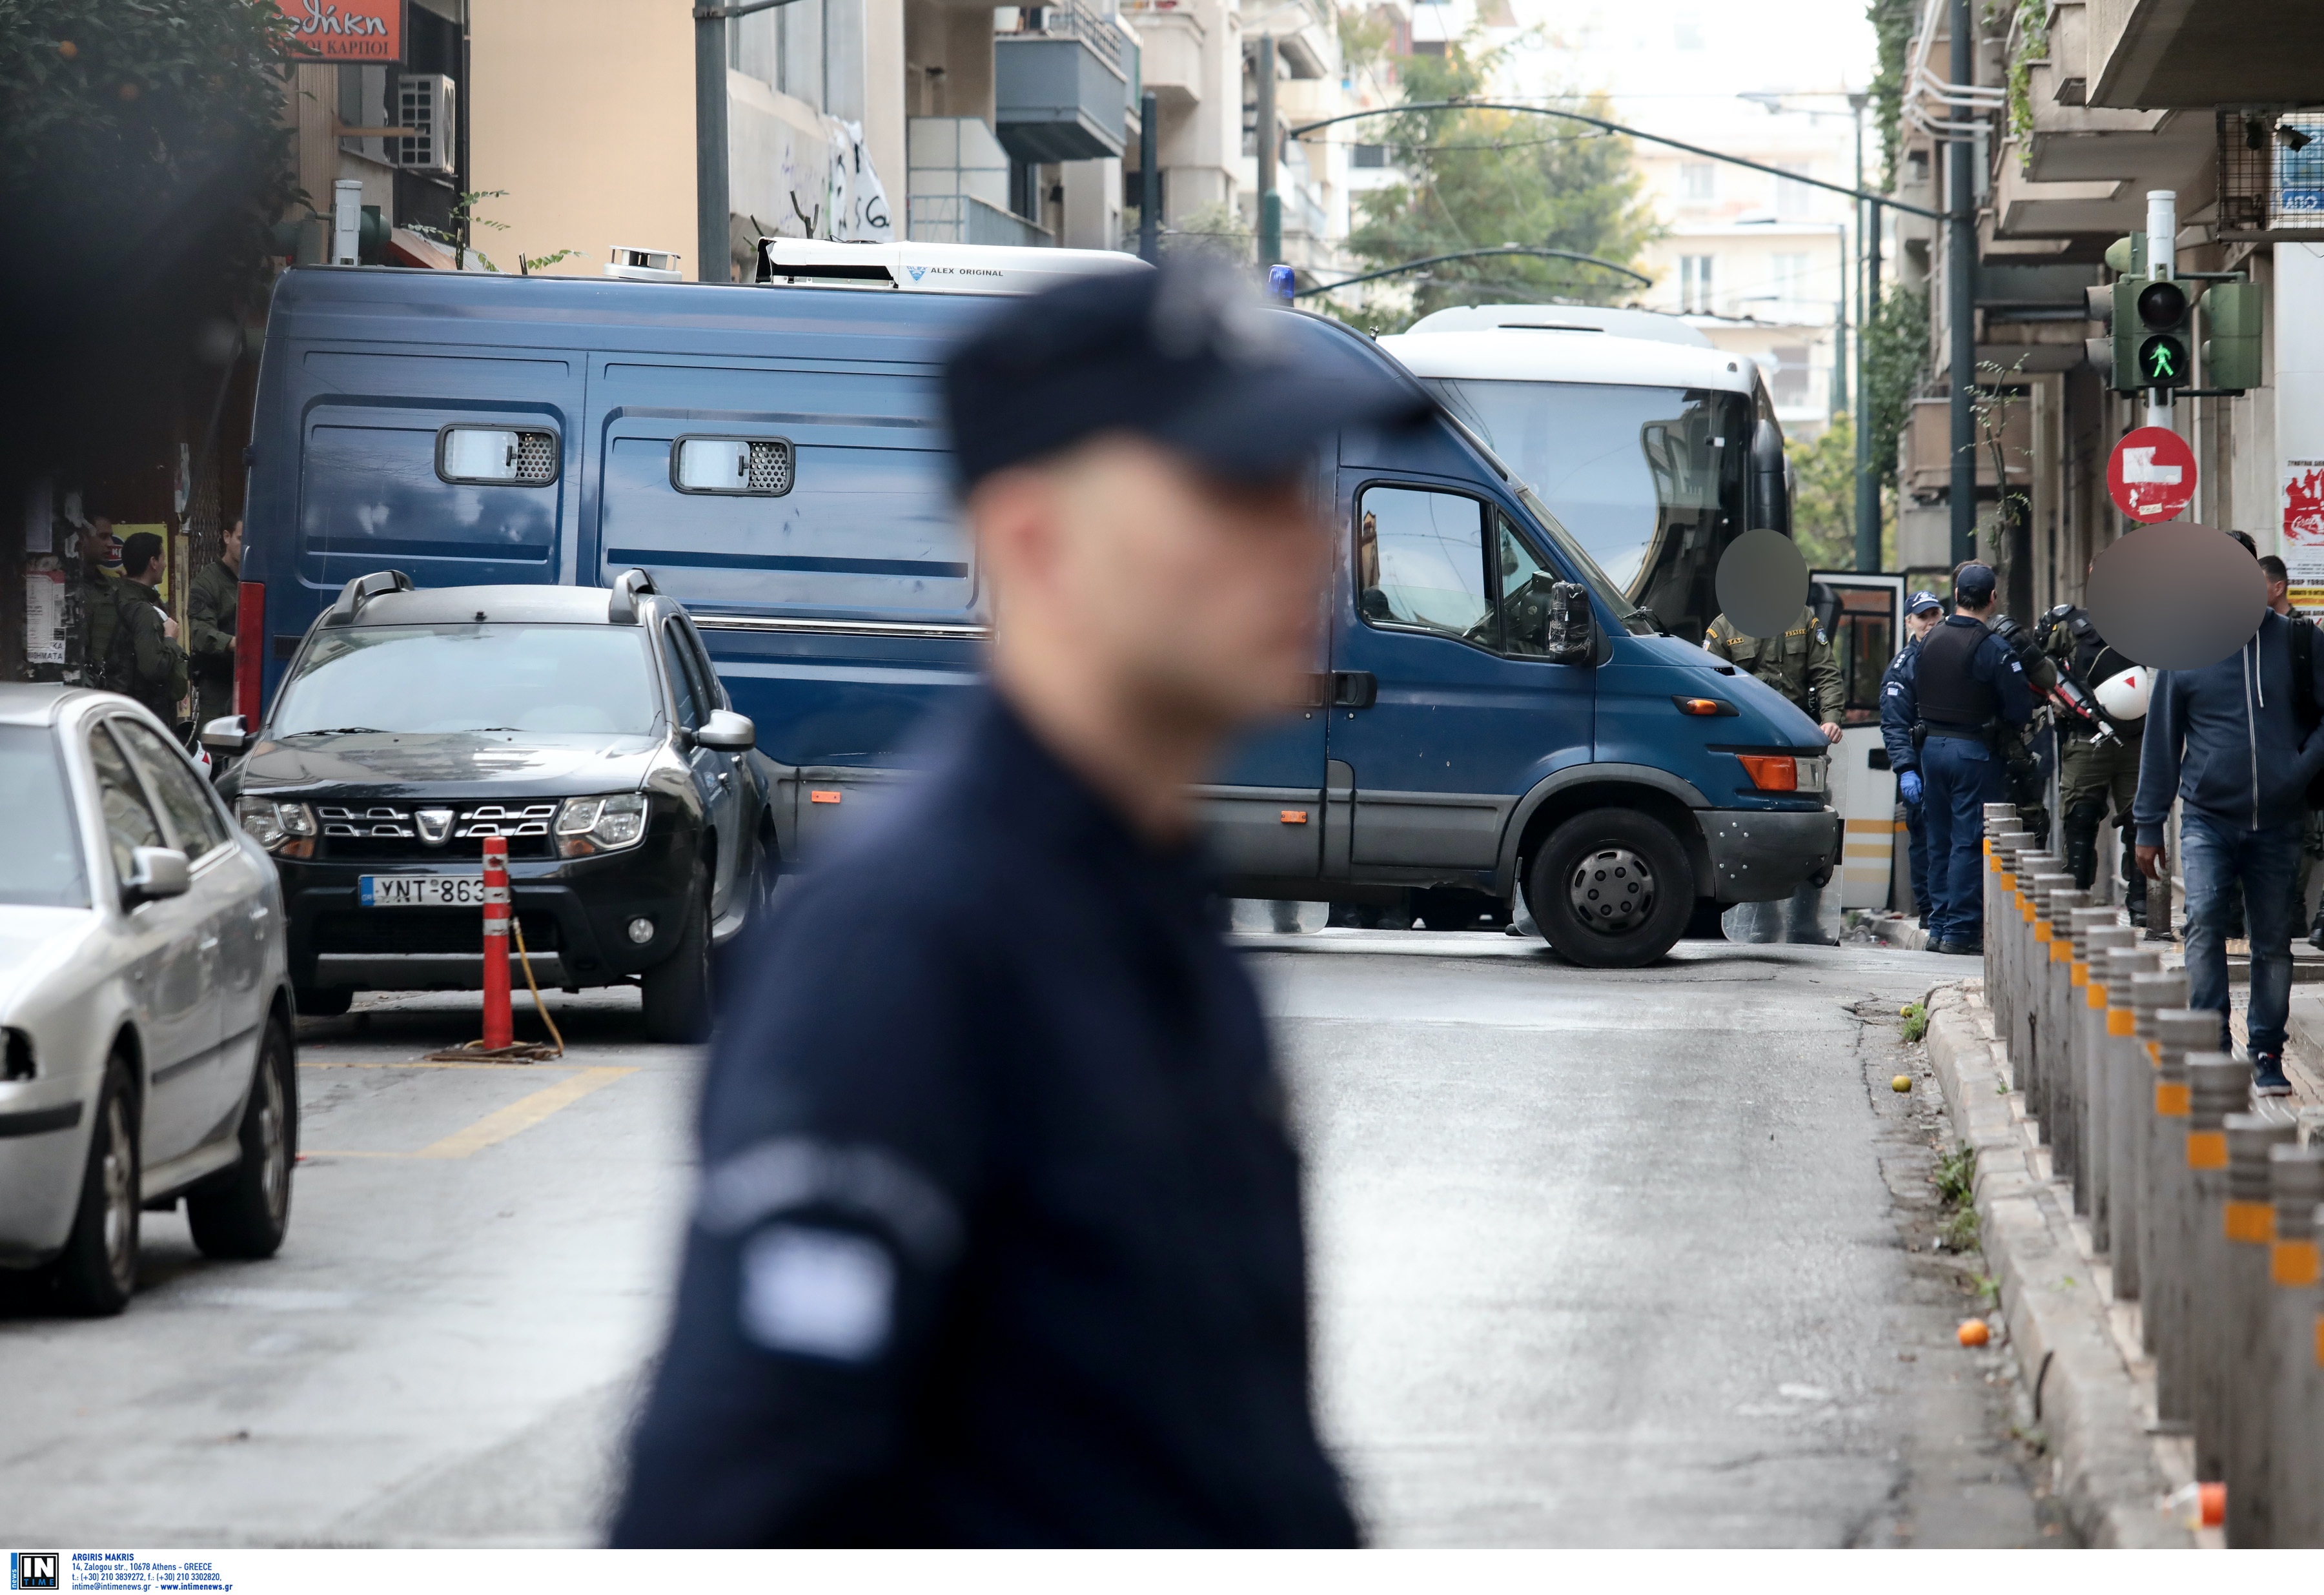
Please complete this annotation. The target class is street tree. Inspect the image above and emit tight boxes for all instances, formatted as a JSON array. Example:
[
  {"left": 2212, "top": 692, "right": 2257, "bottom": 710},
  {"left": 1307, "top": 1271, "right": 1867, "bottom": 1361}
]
[{"left": 1337, "top": 40, "right": 1658, "bottom": 328}]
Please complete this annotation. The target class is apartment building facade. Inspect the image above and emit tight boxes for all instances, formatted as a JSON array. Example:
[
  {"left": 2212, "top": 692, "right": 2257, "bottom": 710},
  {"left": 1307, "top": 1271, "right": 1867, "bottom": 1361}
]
[{"left": 1889, "top": 0, "right": 2323, "bottom": 617}]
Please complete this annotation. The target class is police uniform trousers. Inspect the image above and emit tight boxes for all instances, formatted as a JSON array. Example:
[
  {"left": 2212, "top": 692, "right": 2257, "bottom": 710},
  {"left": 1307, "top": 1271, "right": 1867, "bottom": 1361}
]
[
  {"left": 2058, "top": 731, "right": 2142, "bottom": 895},
  {"left": 1903, "top": 797, "right": 1931, "bottom": 919},
  {"left": 1921, "top": 732, "right": 2004, "bottom": 946}
]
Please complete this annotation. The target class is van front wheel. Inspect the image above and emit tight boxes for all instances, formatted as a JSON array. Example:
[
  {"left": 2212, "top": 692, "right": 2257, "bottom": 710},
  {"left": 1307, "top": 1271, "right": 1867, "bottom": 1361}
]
[{"left": 1527, "top": 808, "right": 1693, "bottom": 968}]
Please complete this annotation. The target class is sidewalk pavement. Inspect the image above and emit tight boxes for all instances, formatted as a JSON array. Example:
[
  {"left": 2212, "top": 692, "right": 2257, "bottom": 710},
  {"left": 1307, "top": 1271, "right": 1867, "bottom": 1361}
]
[{"left": 1919, "top": 981, "right": 2195, "bottom": 1547}]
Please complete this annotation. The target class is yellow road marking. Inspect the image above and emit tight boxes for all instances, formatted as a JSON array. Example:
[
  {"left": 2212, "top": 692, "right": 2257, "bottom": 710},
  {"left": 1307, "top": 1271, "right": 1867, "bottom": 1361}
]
[{"left": 301, "top": 1064, "right": 637, "bottom": 1161}]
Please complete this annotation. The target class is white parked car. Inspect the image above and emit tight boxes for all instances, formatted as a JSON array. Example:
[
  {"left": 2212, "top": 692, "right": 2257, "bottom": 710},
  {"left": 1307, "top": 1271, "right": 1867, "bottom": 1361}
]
[{"left": 0, "top": 685, "right": 297, "bottom": 1314}]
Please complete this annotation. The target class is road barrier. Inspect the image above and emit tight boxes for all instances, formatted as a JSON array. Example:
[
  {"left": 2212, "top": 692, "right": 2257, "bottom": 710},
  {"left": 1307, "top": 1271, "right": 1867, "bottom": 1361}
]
[
  {"left": 1970, "top": 804, "right": 2320, "bottom": 1543},
  {"left": 482, "top": 834, "right": 513, "bottom": 1052}
]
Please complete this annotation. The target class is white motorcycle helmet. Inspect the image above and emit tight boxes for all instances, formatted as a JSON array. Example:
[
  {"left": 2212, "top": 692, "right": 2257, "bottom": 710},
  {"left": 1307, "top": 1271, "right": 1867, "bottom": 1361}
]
[{"left": 2095, "top": 665, "right": 2150, "bottom": 723}]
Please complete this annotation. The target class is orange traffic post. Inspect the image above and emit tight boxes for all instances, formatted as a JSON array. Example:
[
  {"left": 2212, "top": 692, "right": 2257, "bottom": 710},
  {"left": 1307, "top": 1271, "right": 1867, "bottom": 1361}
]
[{"left": 482, "top": 835, "right": 513, "bottom": 1052}]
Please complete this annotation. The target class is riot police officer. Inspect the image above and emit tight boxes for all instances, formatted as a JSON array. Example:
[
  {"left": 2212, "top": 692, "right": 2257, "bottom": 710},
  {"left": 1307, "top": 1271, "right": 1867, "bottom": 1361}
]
[
  {"left": 1913, "top": 563, "right": 2034, "bottom": 954},
  {"left": 1881, "top": 590, "right": 1946, "bottom": 925},
  {"left": 2041, "top": 589, "right": 2148, "bottom": 924},
  {"left": 1704, "top": 602, "right": 1844, "bottom": 943}
]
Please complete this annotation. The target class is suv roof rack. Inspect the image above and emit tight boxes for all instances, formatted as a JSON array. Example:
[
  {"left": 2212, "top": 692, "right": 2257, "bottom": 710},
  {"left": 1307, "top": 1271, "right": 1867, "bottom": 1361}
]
[
  {"left": 607, "top": 567, "right": 657, "bottom": 624},
  {"left": 327, "top": 569, "right": 413, "bottom": 624}
]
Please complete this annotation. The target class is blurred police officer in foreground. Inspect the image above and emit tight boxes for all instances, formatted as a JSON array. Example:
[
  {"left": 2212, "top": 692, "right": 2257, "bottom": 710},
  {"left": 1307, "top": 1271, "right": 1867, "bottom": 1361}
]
[
  {"left": 1880, "top": 590, "right": 1945, "bottom": 926},
  {"left": 1703, "top": 600, "right": 1844, "bottom": 944},
  {"left": 1913, "top": 562, "right": 2032, "bottom": 955},
  {"left": 2263, "top": 555, "right": 2324, "bottom": 948},
  {"left": 2042, "top": 576, "right": 2148, "bottom": 926},
  {"left": 611, "top": 259, "right": 1427, "bottom": 1547}
]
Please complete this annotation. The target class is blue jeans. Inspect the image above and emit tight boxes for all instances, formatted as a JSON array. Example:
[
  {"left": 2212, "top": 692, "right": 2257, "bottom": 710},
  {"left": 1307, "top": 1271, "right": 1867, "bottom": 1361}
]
[
  {"left": 2180, "top": 808, "right": 2301, "bottom": 1058},
  {"left": 1920, "top": 735, "right": 2003, "bottom": 946}
]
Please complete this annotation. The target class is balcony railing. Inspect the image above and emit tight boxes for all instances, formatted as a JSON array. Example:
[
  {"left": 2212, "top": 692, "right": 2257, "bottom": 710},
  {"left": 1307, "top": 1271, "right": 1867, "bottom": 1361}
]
[{"left": 908, "top": 194, "right": 1055, "bottom": 249}]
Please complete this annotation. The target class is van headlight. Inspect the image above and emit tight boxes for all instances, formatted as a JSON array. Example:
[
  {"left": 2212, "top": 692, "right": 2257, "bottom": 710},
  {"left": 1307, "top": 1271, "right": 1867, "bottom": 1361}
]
[
  {"left": 237, "top": 797, "right": 317, "bottom": 858},
  {"left": 555, "top": 792, "right": 648, "bottom": 857}
]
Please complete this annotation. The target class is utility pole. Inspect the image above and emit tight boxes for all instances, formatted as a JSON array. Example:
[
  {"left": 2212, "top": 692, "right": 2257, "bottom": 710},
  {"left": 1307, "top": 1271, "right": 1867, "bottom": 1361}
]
[
  {"left": 1256, "top": 36, "right": 1281, "bottom": 269},
  {"left": 1852, "top": 92, "right": 1881, "bottom": 573},
  {"left": 695, "top": 7, "right": 729, "bottom": 282},
  {"left": 1139, "top": 91, "right": 1161, "bottom": 263},
  {"left": 2146, "top": 188, "right": 2177, "bottom": 433},
  {"left": 1947, "top": 0, "right": 1978, "bottom": 567}
]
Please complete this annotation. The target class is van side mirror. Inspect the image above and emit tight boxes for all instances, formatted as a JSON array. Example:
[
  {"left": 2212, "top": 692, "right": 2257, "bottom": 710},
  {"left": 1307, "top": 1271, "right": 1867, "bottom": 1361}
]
[
  {"left": 201, "top": 714, "right": 254, "bottom": 756},
  {"left": 123, "top": 846, "right": 190, "bottom": 907},
  {"left": 693, "top": 709, "right": 756, "bottom": 751},
  {"left": 1543, "top": 582, "right": 1596, "bottom": 665}
]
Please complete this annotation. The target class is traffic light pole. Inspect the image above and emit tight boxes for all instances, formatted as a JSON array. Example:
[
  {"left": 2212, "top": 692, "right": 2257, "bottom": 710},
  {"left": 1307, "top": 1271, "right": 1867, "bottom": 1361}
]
[
  {"left": 2146, "top": 189, "right": 2177, "bottom": 432},
  {"left": 1947, "top": 0, "right": 1977, "bottom": 567}
]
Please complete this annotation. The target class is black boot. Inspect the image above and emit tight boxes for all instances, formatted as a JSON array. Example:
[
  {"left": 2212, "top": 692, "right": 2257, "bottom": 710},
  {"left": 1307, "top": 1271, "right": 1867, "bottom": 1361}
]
[{"left": 2125, "top": 871, "right": 2148, "bottom": 929}]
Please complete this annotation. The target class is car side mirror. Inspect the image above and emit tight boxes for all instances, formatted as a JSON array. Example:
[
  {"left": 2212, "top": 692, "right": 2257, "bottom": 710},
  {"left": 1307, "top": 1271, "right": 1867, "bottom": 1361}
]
[
  {"left": 201, "top": 713, "right": 254, "bottom": 755},
  {"left": 693, "top": 709, "right": 756, "bottom": 751},
  {"left": 1543, "top": 581, "right": 1596, "bottom": 665},
  {"left": 1748, "top": 416, "right": 1791, "bottom": 536},
  {"left": 123, "top": 846, "right": 190, "bottom": 906}
]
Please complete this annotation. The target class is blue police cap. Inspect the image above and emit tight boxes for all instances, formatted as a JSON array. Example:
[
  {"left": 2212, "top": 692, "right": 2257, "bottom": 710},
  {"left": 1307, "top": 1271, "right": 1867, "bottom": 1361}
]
[
  {"left": 943, "top": 256, "right": 1433, "bottom": 491},
  {"left": 1954, "top": 563, "right": 1997, "bottom": 603},
  {"left": 1906, "top": 589, "right": 1943, "bottom": 615}
]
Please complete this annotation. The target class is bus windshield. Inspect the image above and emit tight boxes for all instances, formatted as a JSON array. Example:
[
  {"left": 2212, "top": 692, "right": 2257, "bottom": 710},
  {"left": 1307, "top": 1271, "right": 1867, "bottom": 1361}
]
[{"left": 1421, "top": 377, "right": 1753, "bottom": 642}]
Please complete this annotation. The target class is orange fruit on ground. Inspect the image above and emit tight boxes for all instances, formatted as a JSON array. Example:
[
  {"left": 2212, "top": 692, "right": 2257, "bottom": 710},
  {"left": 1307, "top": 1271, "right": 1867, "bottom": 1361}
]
[
  {"left": 58, "top": 39, "right": 78, "bottom": 58},
  {"left": 1957, "top": 1319, "right": 1990, "bottom": 1347}
]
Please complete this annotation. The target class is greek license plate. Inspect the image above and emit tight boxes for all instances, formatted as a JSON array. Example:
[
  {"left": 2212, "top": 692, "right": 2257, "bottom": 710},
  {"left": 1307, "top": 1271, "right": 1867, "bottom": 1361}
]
[{"left": 359, "top": 875, "right": 487, "bottom": 909}]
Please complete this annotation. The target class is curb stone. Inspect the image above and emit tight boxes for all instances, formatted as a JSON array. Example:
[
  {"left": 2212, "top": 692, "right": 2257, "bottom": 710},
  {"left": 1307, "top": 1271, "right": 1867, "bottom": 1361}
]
[{"left": 1919, "top": 980, "right": 2194, "bottom": 1549}]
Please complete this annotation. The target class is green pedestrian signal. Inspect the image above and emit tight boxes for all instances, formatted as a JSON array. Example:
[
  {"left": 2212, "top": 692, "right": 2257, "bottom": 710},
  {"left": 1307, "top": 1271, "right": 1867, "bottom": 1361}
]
[
  {"left": 2139, "top": 334, "right": 2189, "bottom": 384},
  {"left": 2134, "top": 278, "right": 2192, "bottom": 391}
]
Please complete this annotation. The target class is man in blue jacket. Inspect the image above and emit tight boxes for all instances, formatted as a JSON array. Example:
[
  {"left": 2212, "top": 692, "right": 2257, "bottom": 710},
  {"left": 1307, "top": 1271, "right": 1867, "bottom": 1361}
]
[
  {"left": 1881, "top": 590, "right": 1946, "bottom": 925},
  {"left": 2134, "top": 550, "right": 2324, "bottom": 1098},
  {"left": 1915, "top": 564, "right": 2035, "bottom": 955},
  {"left": 612, "top": 259, "right": 1429, "bottom": 1545}
]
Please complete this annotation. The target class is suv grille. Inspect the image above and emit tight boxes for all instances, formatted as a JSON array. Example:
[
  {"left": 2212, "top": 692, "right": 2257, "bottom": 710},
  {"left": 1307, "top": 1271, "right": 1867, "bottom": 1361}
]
[
  {"left": 316, "top": 802, "right": 559, "bottom": 861},
  {"left": 312, "top": 909, "right": 564, "bottom": 955}
]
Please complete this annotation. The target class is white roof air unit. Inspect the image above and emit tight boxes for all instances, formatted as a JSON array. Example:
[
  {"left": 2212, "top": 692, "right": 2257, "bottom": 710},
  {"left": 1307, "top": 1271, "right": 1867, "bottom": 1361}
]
[
  {"left": 757, "top": 237, "right": 1151, "bottom": 295},
  {"left": 606, "top": 246, "right": 684, "bottom": 282}
]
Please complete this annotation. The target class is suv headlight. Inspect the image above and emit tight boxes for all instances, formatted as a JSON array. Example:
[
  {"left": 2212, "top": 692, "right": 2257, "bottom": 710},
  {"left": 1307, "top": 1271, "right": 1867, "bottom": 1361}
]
[
  {"left": 237, "top": 798, "right": 317, "bottom": 858},
  {"left": 555, "top": 792, "right": 648, "bottom": 857}
]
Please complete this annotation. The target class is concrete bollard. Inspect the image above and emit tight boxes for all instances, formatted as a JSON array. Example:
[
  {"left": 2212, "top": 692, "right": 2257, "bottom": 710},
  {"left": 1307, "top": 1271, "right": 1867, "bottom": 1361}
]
[
  {"left": 2035, "top": 884, "right": 2088, "bottom": 1155},
  {"left": 1983, "top": 804, "right": 2019, "bottom": 1005},
  {"left": 2008, "top": 855, "right": 2062, "bottom": 1088},
  {"left": 2145, "top": 1014, "right": 2219, "bottom": 1405},
  {"left": 2117, "top": 967, "right": 2186, "bottom": 1303},
  {"left": 2094, "top": 946, "right": 2161, "bottom": 1259},
  {"left": 2256, "top": 1147, "right": 2324, "bottom": 1547},
  {"left": 2221, "top": 1121, "right": 2296, "bottom": 1543},
  {"left": 2070, "top": 919, "right": 2134, "bottom": 1215},
  {"left": 2022, "top": 873, "right": 2072, "bottom": 1132},
  {"left": 2181, "top": 1056, "right": 2249, "bottom": 1479},
  {"left": 1988, "top": 826, "right": 2033, "bottom": 1044}
]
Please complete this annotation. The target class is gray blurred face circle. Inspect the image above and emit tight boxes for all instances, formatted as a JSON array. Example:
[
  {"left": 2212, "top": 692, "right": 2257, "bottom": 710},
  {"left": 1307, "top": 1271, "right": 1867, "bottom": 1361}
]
[
  {"left": 2084, "top": 522, "right": 2267, "bottom": 671},
  {"left": 1713, "top": 528, "right": 1809, "bottom": 639}
]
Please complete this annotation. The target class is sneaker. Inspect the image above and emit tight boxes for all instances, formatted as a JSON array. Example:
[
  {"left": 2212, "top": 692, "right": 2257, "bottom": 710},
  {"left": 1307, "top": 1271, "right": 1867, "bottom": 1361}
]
[
  {"left": 2254, "top": 1055, "right": 2294, "bottom": 1098},
  {"left": 2310, "top": 920, "right": 2324, "bottom": 952}
]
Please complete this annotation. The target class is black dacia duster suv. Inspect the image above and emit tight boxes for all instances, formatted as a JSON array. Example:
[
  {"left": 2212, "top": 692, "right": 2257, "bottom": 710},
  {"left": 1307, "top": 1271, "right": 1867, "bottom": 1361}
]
[{"left": 207, "top": 570, "right": 772, "bottom": 1042}]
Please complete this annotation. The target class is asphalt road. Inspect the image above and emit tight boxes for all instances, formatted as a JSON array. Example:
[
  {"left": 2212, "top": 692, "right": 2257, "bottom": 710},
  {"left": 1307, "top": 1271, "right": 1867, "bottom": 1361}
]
[{"left": 0, "top": 930, "right": 2059, "bottom": 1547}]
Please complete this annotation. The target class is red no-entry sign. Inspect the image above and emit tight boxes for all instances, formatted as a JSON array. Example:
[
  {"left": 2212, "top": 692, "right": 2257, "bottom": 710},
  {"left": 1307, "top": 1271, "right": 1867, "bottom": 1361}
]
[{"left": 2107, "top": 426, "right": 2198, "bottom": 522}]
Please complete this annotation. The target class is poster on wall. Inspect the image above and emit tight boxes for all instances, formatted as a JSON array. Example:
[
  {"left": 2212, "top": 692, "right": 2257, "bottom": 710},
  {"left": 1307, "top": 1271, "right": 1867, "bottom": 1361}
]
[
  {"left": 276, "top": 0, "right": 402, "bottom": 62},
  {"left": 23, "top": 562, "right": 66, "bottom": 667},
  {"left": 2285, "top": 460, "right": 2324, "bottom": 616}
]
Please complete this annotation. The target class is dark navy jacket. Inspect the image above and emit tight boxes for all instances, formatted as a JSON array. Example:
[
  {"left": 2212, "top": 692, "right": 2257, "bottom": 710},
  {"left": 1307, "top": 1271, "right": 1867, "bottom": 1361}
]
[
  {"left": 612, "top": 696, "right": 1357, "bottom": 1548},
  {"left": 2133, "top": 609, "right": 2324, "bottom": 844},
  {"left": 1914, "top": 614, "right": 2035, "bottom": 737},
  {"left": 1879, "top": 636, "right": 1924, "bottom": 777}
]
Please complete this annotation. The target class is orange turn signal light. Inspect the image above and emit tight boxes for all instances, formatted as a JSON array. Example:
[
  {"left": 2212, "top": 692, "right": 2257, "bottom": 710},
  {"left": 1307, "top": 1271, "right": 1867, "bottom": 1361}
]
[
  {"left": 1279, "top": 809, "right": 1309, "bottom": 824},
  {"left": 810, "top": 789, "right": 842, "bottom": 804},
  {"left": 1670, "top": 695, "right": 1735, "bottom": 716},
  {"left": 1736, "top": 754, "right": 1798, "bottom": 791}
]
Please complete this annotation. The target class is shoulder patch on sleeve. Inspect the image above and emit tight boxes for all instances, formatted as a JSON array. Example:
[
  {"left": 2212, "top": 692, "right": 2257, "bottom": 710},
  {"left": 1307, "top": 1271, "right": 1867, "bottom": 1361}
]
[{"left": 739, "top": 1224, "right": 896, "bottom": 1363}]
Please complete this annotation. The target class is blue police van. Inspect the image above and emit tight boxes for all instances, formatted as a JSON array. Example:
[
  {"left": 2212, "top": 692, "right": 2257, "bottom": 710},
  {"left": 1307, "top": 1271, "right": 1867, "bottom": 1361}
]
[{"left": 236, "top": 243, "right": 1839, "bottom": 966}]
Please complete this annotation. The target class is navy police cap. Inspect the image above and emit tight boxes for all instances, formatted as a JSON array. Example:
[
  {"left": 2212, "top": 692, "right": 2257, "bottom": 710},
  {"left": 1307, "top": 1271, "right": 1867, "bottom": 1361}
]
[
  {"left": 1906, "top": 589, "right": 1943, "bottom": 615},
  {"left": 943, "top": 256, "right": 1433, "bottom": 491}
]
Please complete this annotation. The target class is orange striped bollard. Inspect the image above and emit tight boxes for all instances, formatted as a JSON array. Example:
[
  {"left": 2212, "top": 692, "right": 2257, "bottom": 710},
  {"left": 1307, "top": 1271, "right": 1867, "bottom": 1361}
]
[{"left": 482, "top": 834, "right": 513, "bottom": 1051}]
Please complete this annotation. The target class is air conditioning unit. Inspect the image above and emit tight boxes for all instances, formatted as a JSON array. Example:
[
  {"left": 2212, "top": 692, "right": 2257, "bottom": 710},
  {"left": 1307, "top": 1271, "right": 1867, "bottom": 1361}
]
[{"left": 394, "top": 74, "right": 456, "bottom": 175}]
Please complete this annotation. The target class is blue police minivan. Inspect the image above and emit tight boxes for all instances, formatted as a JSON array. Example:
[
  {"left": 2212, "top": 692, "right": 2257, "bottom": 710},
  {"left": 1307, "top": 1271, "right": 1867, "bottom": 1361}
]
[{"left": 234, "top": 244, "right": 1839, "bottom": 967}]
